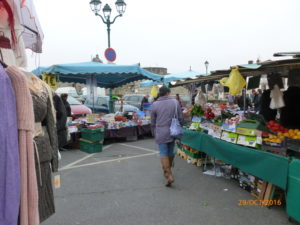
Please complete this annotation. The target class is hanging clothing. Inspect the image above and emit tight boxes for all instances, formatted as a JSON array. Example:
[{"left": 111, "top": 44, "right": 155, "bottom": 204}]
[
  {"left": 30, "top": 78, "right": 58, "bottom": 222},
  {"left": 0, "top": 65, "right": 20, "bottom": 225},
  {"left": 53, "top": 93, "right": 68, "bottom": 148},
  {"left": 270, "top": 85, "right": 285, "bottom": 109},
  {"left": 259, "top": 89, "right": 277, "bottom": 122},
  {"left": 280, "top": 87, "right": 300, "bottom": 129},
  {"left": 6, "top": 66, "right": 39, "bottom": 225}
]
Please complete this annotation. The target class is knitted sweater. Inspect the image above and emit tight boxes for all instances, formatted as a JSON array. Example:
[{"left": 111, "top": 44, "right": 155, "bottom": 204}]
[{"left": 0, "top": 65, "right": 20, "bottom": 225}]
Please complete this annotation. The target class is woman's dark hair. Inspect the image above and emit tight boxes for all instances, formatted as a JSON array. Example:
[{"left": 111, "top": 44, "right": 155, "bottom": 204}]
[
  {"left": 159, "top": 86, "right": 170, "bottom": 97},
  {"left": 60, "top": 93, "right": 68, "bottom": 100}
]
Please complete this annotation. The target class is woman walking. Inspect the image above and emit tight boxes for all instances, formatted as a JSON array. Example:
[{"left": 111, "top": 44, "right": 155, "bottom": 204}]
[{"left": 151, "top": 86, "right": 183, "bottom": 187}]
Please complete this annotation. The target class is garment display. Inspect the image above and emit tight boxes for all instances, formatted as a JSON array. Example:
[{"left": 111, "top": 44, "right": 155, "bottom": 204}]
[
  {"left": 280, "top": 86, "right": 300, "bottom": 129},
  {"left": 53, "top": 93, "right": 68, "bottom": 149},
  {"left": 0, "top": 64, "right": 20, "bottom": 225},
  {"left": 259, "top": 90, "right": 277, "bottom": 122},
  {"left": 6, "top": 65, "right": 39, "bottom": 225},
  {"left": 29, "top": 76, "right": 58, "bottom": 222},
  {"left": 270, "top": 85, "right": 285, "bottom": 109},
  {"left": 0, "top": 0, "right": 28, "bottom": 67}
]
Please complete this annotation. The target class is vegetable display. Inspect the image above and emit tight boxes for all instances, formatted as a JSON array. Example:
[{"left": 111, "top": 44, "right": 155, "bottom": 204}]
[{"left": 191, "top": 104, "right": 204, "bottom": 117}]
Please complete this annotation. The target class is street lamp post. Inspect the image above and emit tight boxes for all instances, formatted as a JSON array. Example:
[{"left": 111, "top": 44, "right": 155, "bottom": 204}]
[
  {"left": 89, "top": 0, "right": 127, "bottom": 113},
  {"left": 90, "top": 0, "right": 126, "bottom": 48},
  {"left": 204, "top": 60, "right": 209, "bottom": 76}
]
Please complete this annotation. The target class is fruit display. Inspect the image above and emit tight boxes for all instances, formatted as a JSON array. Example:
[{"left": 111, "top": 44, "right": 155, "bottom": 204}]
[
  {"left": 265, "top": 120, "right": 300, "bottom": 141},
  {"left": 266, "top": 121, "right": 288, "bottom": 133}
]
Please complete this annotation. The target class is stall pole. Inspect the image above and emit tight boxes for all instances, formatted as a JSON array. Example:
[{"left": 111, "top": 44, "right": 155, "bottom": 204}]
[{"left": 109, "top": 88, "right": 114, "bottom": 113}]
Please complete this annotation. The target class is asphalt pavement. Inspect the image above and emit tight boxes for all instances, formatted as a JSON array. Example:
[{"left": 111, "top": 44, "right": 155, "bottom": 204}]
[{"left": 43, "top": 138, "right": 292, "bottom": 225}]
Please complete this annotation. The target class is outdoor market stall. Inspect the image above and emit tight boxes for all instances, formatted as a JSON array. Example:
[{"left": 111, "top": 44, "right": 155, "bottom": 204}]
[
  {"left": 172, "top": 57, "right": 300, "bottom": 223},
  {"left": 33, "top": 62, "right": 161, "bottom": 150}
]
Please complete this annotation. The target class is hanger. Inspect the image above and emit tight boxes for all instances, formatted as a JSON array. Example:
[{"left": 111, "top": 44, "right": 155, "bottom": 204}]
[{"left": 0, "top": 59, "right": 8, "bottom": 68}]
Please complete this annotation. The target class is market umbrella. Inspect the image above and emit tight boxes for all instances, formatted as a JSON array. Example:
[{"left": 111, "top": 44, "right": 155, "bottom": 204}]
[
  {"left": 32, "top": 62, "right": 163, "bottom": 88},
  {"left": 32, "top": 62, "right": 163, "bottom": 112}
]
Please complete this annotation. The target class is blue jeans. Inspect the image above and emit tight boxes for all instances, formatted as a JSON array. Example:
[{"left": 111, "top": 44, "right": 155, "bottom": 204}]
[{"left": 158, "top": 142, "right": 175, "bottom": 157}]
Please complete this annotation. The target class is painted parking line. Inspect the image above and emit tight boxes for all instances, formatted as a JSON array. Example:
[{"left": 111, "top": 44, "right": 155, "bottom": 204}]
[
  {"left": 59, "top": 144, "right": 113, "bottom": 171},
  {"left": 60, "top": 152, "right": 156, "bottom": 171},
  {"left": 119, "top": 143, "right": 157, "bottom": 153}
]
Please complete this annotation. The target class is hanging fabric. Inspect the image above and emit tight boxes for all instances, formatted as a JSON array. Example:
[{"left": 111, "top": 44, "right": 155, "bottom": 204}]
[
  {"left": 0, "top": 64, "right": 20, "bottom": 225},
  {"left": 6, "top": 65, "right": 40, "bottom": 225},
  {"left": 270, "top": 84, "right": 285, "bottom": 109}
]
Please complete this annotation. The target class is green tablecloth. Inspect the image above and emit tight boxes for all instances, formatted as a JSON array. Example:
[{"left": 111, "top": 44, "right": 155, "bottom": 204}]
[{"left": 180, "top": 129, "right": 289, "bottom": 190}]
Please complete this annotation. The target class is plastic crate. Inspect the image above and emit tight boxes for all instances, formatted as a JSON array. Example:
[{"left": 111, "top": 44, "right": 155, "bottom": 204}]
[
  {"left": 261, "top": 144, "right": 287, "bottom": 156},
  {"left": 286, "top": 138, "right": 300, "bottom": 153},
  {"left": 81, "top": 128, "right": 104, "bottom": 142},
  {"left": 79, "top": 139, "right": 103, "bottom": 154}
]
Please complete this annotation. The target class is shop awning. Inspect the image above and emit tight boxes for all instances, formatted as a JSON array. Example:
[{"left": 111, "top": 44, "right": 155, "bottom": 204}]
[
  {"left": 140, "top": 70, "right": 206, "bottom": 87},
  {"left": 32, "top": 62, "right": 163, "bottom": 88}
]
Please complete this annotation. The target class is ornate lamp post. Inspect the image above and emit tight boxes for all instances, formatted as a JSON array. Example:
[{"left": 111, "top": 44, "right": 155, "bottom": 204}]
[
  {"left": 90, "top": 0, "right": 126, "bottom": 48},
  {"left": 89, "top": 0, "right": 127, "bottom": 113}
]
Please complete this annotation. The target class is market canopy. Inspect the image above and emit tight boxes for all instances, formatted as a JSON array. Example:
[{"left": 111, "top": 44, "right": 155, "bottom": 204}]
[
  {"left": 172, "top": 58, "right": 300, "bottom": 86},
  {"left": 32, "top": 62, "right": 163, "bottom": 88},
  {"left": 140, "top": 70, "right": 206, "bottom": 87}
]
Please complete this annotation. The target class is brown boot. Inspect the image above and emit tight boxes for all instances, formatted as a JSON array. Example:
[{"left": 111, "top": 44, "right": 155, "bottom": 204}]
[{"left": 160, "top": 157, "right": 174, "bottom": 187}]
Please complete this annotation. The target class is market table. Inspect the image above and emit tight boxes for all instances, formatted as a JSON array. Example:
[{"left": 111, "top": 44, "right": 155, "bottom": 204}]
[
  {"left": 180, "top": 129, "right": 289, "bottom": 190},
  {"left": 104, "top": 124, "right": 152, "bottom": 139},
  {"left": 180, "top": 129, "right": 300, "bottom": 222}
]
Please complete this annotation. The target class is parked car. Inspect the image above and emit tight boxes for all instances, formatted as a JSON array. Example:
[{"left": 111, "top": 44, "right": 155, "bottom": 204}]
[
  {"left": 85, "top": 96, "right": 138, "bottom": 114},
  {"left": 56, "top": 87, "right": 84, "bottom": 103},
  {"left": 123, "top": 94, "right": 145, "bottom": 109},
  {"left": 67, "top": 96, "right": 92, "bottom": 119}
]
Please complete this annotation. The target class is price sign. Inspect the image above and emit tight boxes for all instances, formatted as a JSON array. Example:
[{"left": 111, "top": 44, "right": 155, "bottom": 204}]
[{"left": 42, "top": 73, "right": 57, "bottom": 90}]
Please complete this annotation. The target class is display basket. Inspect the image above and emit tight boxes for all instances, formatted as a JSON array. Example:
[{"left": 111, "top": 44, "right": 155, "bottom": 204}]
[
  {"left": 79, "top": 139, "right": 103, "bottom": 154},
  {"left": 80, "top": 127, "right": 105, "bottom": 142}
]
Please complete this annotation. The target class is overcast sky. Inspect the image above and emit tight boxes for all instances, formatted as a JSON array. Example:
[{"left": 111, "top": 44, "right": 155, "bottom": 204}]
[{"left": 26, "top": 0, "right": 300, "bottom": 74}]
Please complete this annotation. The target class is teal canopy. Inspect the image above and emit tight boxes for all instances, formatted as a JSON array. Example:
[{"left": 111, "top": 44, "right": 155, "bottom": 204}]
[
  {"left": 140, "top": 70, "right": 207, "bottom": 87},
  {"left": 32, "top": 62, "right": 163, "bottom": 88}
]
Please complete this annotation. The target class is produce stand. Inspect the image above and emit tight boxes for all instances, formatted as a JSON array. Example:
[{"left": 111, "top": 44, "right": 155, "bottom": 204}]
[
  {"left": 180, "top": 129, "right": 289, "bottom": 189},
  {"left": 67, "top": 113, "right": 152, "bottom": 147},
  {"left": 173, "top": 57, "right": 300, "bottom": 222}
]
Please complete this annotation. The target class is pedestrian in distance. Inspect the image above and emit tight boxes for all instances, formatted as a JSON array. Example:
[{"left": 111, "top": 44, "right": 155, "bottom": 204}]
[
  {"left": 61, "top": 93, "right": 71, "bottom": 117},
  {"left": 151, "top": 86, "right": 184, "bottom": 187},
  {"left": 141, "top": 94, "right": 149, "bottom": 111}
]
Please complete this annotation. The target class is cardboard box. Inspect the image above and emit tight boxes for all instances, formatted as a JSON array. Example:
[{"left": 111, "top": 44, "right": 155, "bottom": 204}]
[
  {"left": 236, "top": 120, "right": 264, "bottom": 137},
  {"left": 237, "top": 135, "right": 260, "bottom": 148},
  {"left": 221, "top": 131, "right": 238, "bottom": 144},
  {"left": 221, "top": 123, "right": 237, "bottom": 133}
]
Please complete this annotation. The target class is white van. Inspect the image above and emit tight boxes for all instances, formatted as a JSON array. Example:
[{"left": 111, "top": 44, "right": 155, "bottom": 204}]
[{"left": 55, "top": 87, "right": 80, "bottom": 98}]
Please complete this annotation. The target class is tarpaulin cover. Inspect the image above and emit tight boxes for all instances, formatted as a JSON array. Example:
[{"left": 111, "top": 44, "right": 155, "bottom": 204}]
[
  {"left": 32, "top": 62, "right": 163, "bottom": 88},
  {"left": 180, "top": 129, "right": 289, "bottom": 189}
]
